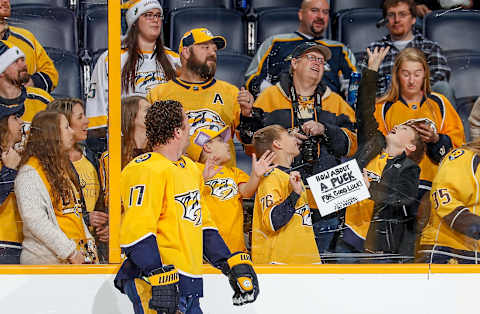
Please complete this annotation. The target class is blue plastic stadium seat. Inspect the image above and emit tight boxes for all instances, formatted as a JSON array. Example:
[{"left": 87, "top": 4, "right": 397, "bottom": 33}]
[
  {"left": 330, "top": 0, "right": 383, "bottom": 15},
  {"left": 423, "top": 10, "right": 480, "bottom": 53},
  {"left": 45, "top": 48, "right": 83, "bottom": 99},
  {"left": 9, "top": 6, "right": 77, "bottom": 52},
  {"left": 10, "top": 0, "right": 68, "bottom": 8},
  {"left": 250, "top": 0, "right": 302, "bottom": 12},
  {"left": 169, "top": 7, "right": 247, "bottom": 54},
  {"left": 162, "top": 0, "right": 232, "bottom": 12},
  {"left": 335, "top": 8, "right": 388, "bottom": 55},
  {"left": 83, "top": 4, "right": 107, "bottom": 64},
  {"left": 215, "top": 53, "right": 252, "bottom": 88}
]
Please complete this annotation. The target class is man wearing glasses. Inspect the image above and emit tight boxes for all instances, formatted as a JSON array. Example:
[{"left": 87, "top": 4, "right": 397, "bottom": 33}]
[
  {"left": 239, "top": 42, "right": 357, "bottom": 259},
  {"left": 357, "top": 0, "right": 452, "bottom": 105}
]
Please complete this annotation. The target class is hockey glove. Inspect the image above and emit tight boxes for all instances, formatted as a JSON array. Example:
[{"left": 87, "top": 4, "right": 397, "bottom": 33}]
[
  {"left": 144, "top": 265, "right": 179, "bottom": 314},
  {"left": 222, "top": 252, "right": 259, "bottom": 306}
]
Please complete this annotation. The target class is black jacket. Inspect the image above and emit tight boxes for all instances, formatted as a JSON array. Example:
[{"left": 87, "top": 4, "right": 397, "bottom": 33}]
[{"left": 347, "top": 69, "right": 420, "bottom": 255}]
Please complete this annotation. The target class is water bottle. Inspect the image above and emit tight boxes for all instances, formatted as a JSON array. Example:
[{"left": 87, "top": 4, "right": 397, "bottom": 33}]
[{"left": 347, "top": 72, "right": 361, "bottom": 108}]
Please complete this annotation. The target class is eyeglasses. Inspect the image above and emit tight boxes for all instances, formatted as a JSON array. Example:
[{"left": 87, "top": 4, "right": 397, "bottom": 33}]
[
  {"left": 302, "top": 54, "right": 325, "bottom": 64},
  {"left": 386, "top": 11, "right": 411, "bottom": 20},
  {"left": 142, "top": 12, "right": 163, "bottom": 21}
]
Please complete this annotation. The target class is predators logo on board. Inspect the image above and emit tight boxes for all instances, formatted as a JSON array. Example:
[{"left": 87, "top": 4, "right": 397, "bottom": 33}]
[
  {"left": 187, "top": 109, "right": 226, "bottom": 136},
  {"left": 175, "top": 190, "right": 202, "bottom": 226},
  {"left": 205, "top": 178, "right": 239, "bottom": 201},
  {"left": 294, "top": 204, "right": 312, "bottom": 226}
]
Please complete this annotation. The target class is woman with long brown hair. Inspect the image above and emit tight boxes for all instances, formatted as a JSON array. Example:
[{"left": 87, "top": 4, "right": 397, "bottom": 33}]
[
  {"left": 99, "top": 96, "right": 150, "bottom": 210},
  {"left": 0, "top": 101, "right": 24, "bottom": 264},
  {"left": 47, "top": 98, "right": 109, "bottom": 258},
  {"left": 85, "top": 0, "right": 179, "bottom": 151},
  {"left": 374, "top": 47, "right": 464, "bottom": 202},
  {"left": 15, "top": 111, "right": 96, "bottom": 264}
]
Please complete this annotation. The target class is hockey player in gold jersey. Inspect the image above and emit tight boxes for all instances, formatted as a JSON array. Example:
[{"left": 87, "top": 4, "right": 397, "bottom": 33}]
[
  {"left": 419, "top": 140, "right": 480, "bottom": 263},
  {"left": 251, "top": 125, "right": 320, "bottom": 264},
  {"left": 188, "top": 125, "right": 276, "bottom": 253},
  {"left": 115, "top": 100, "right": 259, "bottom": 314},
  {"left": 147, "top": 28, "right": 255, "bottom": 168},
  {"left": 0, "top": 0, "right": 58, "bottom": 93}
]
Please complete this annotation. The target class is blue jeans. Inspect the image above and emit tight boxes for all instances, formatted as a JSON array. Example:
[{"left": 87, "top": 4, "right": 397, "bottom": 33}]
[{"left": 313, "top": 216, "right": 340, "bottom": 255}]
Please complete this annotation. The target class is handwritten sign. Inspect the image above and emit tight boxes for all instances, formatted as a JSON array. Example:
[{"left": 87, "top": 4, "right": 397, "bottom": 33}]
[{"left": 306, "top": 159, "right": 370, "bottom": 217}]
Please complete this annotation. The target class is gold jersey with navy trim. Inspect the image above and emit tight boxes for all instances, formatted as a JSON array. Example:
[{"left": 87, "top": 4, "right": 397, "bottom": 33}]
[
  {"left": 86, "top": 48, "right": 180, "bottom": 129},
  {"left": 420, "top": 148, "right": 480, "bottom": 252},
  {"left": 197, "top": 163, "right": 249, "bottom": 253},
  {"left": 252, "top": 168, "right": 320, "bottom": 264},
  {"left": 120, "top": 152, "right": 218, "bottom": 277},
  {"left": 23, "top": 86, "right": 54, "bottom": 123},
  {"left": 147, "top": 78, "right": 241, "bottom": 167},
  {"left": 2, "top": 26, "right": 58, "bottom": 93},
  {"left": 374, "top": 93, "right": 465, "bottom": 187}
]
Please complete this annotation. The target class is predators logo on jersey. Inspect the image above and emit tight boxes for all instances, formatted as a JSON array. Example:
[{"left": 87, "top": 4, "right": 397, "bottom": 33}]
[
  {"left": 448, "top": 149, "right": 465, "bottom": 161},
  {"left": 175, "top": 190, "right": 202, "bottom": 226},
  {"left": 364, "top": 169, "right": 381, "bottom": 183},
  {"left": 294, "top": 204, "right": 313, "bottom": 226},
  {"left": 205, "top": 178, "right": 239, "bottom": 201},
  {"left": 187, "top": 109, "right": 226, "bottom": 136},
  {"left": 135, "top": 70, "right": 166, "bottom": 92}
]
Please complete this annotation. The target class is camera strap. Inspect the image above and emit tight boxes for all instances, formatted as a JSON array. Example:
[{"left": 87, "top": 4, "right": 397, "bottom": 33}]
[{"left": 288, "top": 80, "right": 324, "bottom": 129}]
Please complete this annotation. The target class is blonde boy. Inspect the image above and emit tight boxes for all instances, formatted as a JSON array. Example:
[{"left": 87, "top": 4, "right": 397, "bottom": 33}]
[
  {"left": 251, "top": 125, "right": 321, "bottom": 264},
  {"left": 188, "top": 126, "right": 275, "bottom": 253}
]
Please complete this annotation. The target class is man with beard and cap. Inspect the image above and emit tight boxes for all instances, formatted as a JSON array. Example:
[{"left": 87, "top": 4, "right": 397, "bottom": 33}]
[
  {"left": 147, "top": 28, "right": 254, "bottom": 167},
  {"left": 0, "top": 0, "right": 58, "bottom": 93},
  {"left": 245, "top": 0, "right": 357, "bottom": 99},
  {"left": 0, "top": 40, "right": 53, "bottom": 129}
]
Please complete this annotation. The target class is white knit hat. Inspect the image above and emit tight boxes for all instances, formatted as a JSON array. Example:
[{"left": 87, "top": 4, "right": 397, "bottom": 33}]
[
  {"left": 124, "top": 0, "right": 163, "bottom": 35},
  {"left": 0, "top": 40, "right": 25, "bottom": 74}
]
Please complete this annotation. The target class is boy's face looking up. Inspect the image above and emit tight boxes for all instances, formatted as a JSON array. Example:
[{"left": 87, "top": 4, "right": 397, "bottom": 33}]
[
  {"left": 206, "top": 136, "right": 231, "bottom": 164},
  {"left": 276, "top": 130, "right": 301, "bottom": 158}
]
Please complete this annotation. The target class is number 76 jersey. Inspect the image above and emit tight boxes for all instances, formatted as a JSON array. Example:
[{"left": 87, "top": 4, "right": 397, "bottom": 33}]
[{"left": 120, "top": 152, "right": 218, "bottom": 277}]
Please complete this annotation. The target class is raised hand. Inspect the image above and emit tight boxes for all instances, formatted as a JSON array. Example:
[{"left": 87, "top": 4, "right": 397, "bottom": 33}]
[
  {"left": 237, "top": 87, "right": 254, "bottom": 117},
  {"left": 202, "top": 155, "right": 222, "bottom": 181},
  {"left": 2, "top": 147, "right": 21, "bottom": 170},
  {"left": 367, "top": 46, "right": 390, "bottom": 72},
  {"left": 251, "top": 150, "right": 277, "bottom": 178},
  {"left": 289, "top": 171, "right": 304, "bottom": 195}
]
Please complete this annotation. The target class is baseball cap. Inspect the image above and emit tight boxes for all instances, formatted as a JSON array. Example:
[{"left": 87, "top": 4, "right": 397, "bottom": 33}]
[
  {"left": 179, "top": 28, "right": 226, "bottom": 53},
  {"left": 291, "top": 42, "right": 331, "bottom": 61},
  {"left": 0, "top": 40, "right": 25, "bottom": 74},
  {"left": 187, "top": 126, "right": 231, "bottom": 162}
]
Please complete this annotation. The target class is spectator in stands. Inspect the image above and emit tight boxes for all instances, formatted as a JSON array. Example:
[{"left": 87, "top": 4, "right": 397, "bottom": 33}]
[
  {"left": 418, "top": 139, "right": 480, "bottom": 264},
  {"left": 147, "top": 28, "right": 254, "bottom": 168},
  {"left": 98, "top": 95, "right": 150, "bottom": 211},
  {"left": 0, "top": 41, "right": 53, "bottom": 126},
  {"left": 189, "top": 126, "right": 276, "bottom": 253},
  {"left": 414, "top": 0, "right": 477, "bottom": 18},
  {"left": 358, "top": 0, "right": 455, "bottom": 107},
  {"left": 0, "top": 0, "right": 58, "bottom": 93},
  {"left": 0, "top": 99, "right": 24, "bottom": 264},
  {"left": 47, "top": 98, "right": 108, "bottom": 262},
  {"left": 251, "top": 124, "right": 321, "bottom": 264},
  {"left": 373, "top": 47, "right": 464, "bottom": 205},
  {"left": 245, "top": 0, "right": 357, "bottom": 99},
  {"left": 15, "top": 111, "right": 97, "bottom": 264},
  {"left": 340, "top": 47, "right": 425, "bottom": 264},
  {"left": 86, "top": 0, "right": 180, "bottom": 154},
  {"left": 468, "top": 97, "right": 480, "bottom": 140},
  {"left": 239, "top": 42, "right": 357, "bottom": 257}
]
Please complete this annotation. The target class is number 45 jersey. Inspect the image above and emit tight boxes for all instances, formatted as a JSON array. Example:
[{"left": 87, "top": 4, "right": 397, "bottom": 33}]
[{"left": 120, "top": 152, "right": 218, "bottom": 278}]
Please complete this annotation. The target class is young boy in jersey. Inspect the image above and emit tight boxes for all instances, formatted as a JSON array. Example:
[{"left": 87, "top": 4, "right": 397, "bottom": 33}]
[
  {"left": 115, "top": 100, "right": 259, "bottom": 314},
  {"left": 187, "top": 126, "right": 276, "bottom": 253},
  {"left": 250, "top": 125, "right": 321, "bottom": 264}
]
